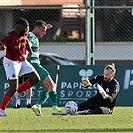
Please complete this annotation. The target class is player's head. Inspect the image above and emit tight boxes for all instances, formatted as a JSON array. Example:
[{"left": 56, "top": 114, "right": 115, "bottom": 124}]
[
  {"left": 103, "top": 63, "right": 116, "bottom": 82},
  {"left": 15, "top": 18, "right": 29, "bottom": 36},
  {"left": 33, "top": 20, "right": 47, "bottom": 38}
]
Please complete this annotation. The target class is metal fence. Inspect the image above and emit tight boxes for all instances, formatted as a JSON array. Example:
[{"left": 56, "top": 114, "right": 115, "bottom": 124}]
[{"left": 0, "top": 0, "right": 133, "bottom": 65}]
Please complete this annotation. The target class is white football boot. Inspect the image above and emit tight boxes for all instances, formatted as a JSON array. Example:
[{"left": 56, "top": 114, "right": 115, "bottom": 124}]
[{"left": 0, "top": 109, "right": 7, "bottom": 117}]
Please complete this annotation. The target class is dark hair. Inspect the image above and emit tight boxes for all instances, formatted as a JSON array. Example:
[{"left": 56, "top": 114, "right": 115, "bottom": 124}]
[
  {"left": 105, "top": 63, "right": 116, "bottom": 73},
  {"left": 34, "top": 20, "right": 47, "bottom": 27},
  {"left": 16, "top": 18, "right": 29, "bottom": 26}
]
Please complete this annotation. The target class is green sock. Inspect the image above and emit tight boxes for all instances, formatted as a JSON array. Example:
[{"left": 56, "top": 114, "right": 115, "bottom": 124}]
[
  {"left": 37, "top": 91, "right": 49, "bottom": 106},
  {"left": 49, "top": 91, "right": 58, "bottom": 106}
]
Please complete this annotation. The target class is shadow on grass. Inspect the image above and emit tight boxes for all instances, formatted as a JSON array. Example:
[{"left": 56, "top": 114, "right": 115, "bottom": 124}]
[{"left": 0, "top": 128, "right": 133, "bottom": 132}]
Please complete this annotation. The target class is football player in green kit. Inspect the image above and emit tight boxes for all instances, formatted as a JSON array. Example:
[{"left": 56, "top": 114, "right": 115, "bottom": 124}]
[{"left": 28, "top": 20, "right": 65, "bottom": 116}]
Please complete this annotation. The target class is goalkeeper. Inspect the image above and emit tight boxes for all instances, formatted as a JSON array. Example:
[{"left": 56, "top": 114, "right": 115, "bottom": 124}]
[{"left": 76, "top": 63, "right": 120, "bottom": 115}]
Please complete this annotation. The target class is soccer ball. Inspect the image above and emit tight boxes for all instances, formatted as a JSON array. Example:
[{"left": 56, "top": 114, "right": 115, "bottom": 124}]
[{"left": 64, "top": 101, "right": 78, "bottom": 115}]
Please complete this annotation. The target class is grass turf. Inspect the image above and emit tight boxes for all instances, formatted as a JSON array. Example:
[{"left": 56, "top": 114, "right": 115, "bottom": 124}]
[{"left": 0, "top": 107, "right": 132, "bottom": 133}]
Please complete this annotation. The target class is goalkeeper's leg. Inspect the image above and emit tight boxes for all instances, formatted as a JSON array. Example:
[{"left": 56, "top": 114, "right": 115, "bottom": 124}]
[
  {"left": 91, "top": 107, "right": 112, "bottom": 114},
  {"left": 74, "top": 109, "right": 91, "bottom": 115},
  {"left": 78, "top": 97, "right": 100, "bottom": 111},
  {"left": 75, "top": 107, "right": 112, "bottom": 115}
]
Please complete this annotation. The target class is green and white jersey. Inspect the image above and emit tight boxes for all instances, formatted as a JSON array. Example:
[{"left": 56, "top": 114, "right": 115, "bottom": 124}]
[
  {"left": 27, "top": 32, "right": 50, "bottom": 87},
  {"left": 27, "top": 32, "right": 40, "bottom": 64}
]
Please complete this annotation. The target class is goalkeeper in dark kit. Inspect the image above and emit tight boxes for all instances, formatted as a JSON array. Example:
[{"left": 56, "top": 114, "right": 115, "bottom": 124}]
[{"left": 75, "top": 63, "right": 120, "bottom": 115}]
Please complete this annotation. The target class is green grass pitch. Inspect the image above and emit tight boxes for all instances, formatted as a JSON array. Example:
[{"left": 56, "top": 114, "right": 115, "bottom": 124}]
[{"left": 0, "top": 107, "right": 132, "bottom": 133}]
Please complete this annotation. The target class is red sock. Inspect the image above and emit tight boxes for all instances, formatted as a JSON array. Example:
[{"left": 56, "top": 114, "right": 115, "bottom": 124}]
[
  {"left": 17, "top": 79, "right": 32, "bottom": 93},
  {"left": 0, "top": 94, "right": 11, "bottom": 110}
]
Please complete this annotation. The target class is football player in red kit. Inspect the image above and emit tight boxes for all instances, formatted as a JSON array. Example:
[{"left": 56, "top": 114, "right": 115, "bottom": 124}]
[{"left": 0, "top": 18, "right": 40, "bottom": 116}]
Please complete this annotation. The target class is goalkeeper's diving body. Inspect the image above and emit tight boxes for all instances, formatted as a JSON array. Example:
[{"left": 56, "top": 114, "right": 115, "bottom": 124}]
[{"left": 76, "top": 63, "right": 120, "bottom": 115}]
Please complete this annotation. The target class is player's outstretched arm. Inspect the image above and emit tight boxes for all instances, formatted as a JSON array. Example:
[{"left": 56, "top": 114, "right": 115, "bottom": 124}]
[
  {"left": 26, "top": 39, "right": 32, "bottom": 58},
  {"left": 0, "top": 42, "right": 6, "bottom": 51},
  {"left": 97, "top": 84, "right": 109, "bottom": 99},
  {"left": 46, "top": 24, "right": 53, "bottom": 29},
  {"left": 82, "top": 78, "right": 92, "bottom": 88}
]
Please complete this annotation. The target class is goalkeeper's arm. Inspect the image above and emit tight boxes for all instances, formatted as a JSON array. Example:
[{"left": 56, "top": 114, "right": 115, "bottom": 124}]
[
  {"left": 97, "top": 84, "right": 109, "bottom": 99},
  {"left": 82, "top": 78, "right": 92, "bottom": 88}
]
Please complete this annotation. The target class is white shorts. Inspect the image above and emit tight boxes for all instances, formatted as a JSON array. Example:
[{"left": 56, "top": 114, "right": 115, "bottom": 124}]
[{"left": 3, "top": 57, "right": 36, "bottom": 80}]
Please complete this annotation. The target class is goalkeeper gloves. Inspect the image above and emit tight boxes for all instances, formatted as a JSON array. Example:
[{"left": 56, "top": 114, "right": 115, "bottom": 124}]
[
  {"left": 82, "top": 78, "right": 92, "bottom": 88},
  {"left": 97, "top": 84, "right": 108, "bottom": 99}
]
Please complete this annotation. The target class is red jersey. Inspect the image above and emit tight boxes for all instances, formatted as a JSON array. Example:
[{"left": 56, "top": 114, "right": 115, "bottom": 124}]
[{"left": 0, "top": 30, "right": 28, "bottom": 61}]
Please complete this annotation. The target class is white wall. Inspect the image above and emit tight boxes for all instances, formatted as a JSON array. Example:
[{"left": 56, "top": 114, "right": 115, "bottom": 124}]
[{"left": 40, "top": 42, "right": 133, "bottom": 60}]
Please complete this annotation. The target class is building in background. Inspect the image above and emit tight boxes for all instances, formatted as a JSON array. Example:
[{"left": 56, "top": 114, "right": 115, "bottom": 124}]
[
  {"left": 0, "top": 0, "right": 133, "bottom": 64},
  {"left": 0, "top": 0, "right": 85, "bottom": 41}
]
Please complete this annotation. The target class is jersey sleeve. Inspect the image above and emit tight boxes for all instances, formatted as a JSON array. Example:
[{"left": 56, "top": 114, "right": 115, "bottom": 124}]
[
  {"left": 28, "top": 34, "right": 38, "bottom": 47},
  {"left": 0, "top": 34, "right": 11, "bottom": 47},
  {"left": 108, "top": 82, "right": 120, "bottom": 102},
  {"left": 90, "top": 75, "right": 103, "bottom": 85}
]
